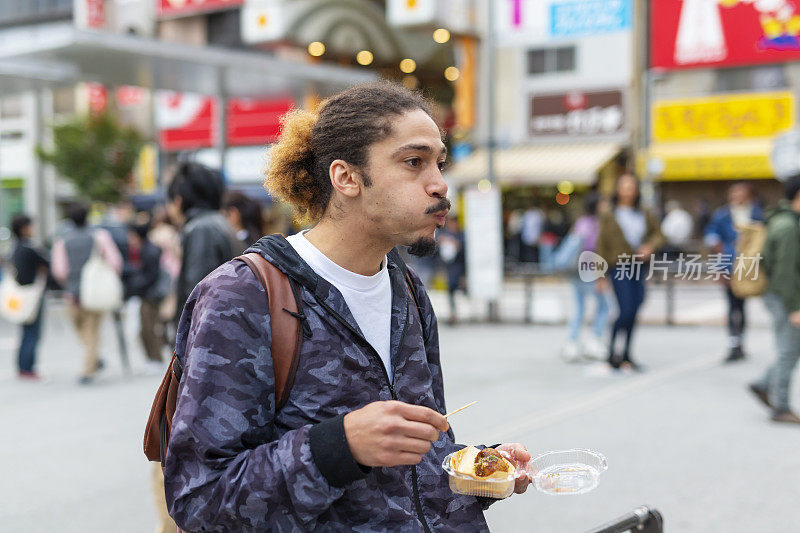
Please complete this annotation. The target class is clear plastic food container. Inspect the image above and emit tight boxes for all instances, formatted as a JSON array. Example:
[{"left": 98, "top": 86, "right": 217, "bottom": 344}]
[
  {"left": 531, "top": 449, "right": 607, "bottom": 496},
  {"left": 442, "top": 448, "right": 524, "bottom": 499}
]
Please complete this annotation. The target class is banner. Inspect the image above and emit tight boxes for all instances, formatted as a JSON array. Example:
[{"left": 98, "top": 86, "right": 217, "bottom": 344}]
[
  {"left": 651, "top": 0, "right": 800, "bottom": 69},
  {"left": 652, "top": 92, "right": 794, "bottom": 142},
  {"left": 158, "top": 0, "right": 244, "bottom": 18},
  {"left": 530, "top": 90, "right": 625, "bottom": 137}
]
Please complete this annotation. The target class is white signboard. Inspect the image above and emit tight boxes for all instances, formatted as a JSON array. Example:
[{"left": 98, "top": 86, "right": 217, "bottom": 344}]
[
  {"left": 465, "top": 187, "right": 504, "bottom": 300},
  {"left": 241, "top": 0, "right": 289, "bottom": 44}
]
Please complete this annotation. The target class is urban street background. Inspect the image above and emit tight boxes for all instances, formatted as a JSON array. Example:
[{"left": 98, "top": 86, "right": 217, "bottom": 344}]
[{"left": 2, "top": 285, "right": 797, "bottom": 532}]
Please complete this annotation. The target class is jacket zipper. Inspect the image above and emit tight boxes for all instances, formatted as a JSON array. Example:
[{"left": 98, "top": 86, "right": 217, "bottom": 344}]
[{"left": 315, "top": 297, "right": 433, "bottom": 533}]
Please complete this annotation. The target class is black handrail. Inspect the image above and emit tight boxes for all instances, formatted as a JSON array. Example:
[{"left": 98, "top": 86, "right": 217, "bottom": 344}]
[{"left": 585, "top": 506, "right": 664, "bottom": 533}]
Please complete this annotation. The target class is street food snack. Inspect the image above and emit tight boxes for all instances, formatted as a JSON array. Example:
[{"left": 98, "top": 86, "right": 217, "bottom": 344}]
[{"left": 443, "top": 446, "right": 518, "bottom": 499}]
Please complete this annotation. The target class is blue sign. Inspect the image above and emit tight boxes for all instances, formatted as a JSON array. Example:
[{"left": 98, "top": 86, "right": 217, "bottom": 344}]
[{"left": 550, "top": 0, "right": 632, "bottom": 38}]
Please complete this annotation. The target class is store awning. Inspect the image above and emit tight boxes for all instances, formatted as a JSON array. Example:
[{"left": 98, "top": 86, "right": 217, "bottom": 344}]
[
  {"left": 445, "top": 142, "right": 622, "bottom": 186},
  {"left": 648, "top": 138, "right": 775, "bottom": 181},
  {"left": 0, "top": 23, "right": 376, "bottom": 97}
]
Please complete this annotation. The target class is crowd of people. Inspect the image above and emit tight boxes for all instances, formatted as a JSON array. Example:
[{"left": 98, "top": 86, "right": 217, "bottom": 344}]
[{"left": 2, "top": 162, "right": 278, "bottom": 386}]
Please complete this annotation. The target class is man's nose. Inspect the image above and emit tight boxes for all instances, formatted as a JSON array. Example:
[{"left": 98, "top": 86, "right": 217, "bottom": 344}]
[{"left": 428, "top": 169, "right": 448, "bottom": 199}]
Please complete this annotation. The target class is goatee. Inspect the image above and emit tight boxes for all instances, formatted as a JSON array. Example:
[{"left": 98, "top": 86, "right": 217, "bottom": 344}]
[{"left": 408, "top": 237, "right": 437, "bottom": 257}]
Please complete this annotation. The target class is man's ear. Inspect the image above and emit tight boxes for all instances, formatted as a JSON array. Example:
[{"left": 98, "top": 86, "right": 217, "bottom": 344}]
[{"left": 329, "top": 159, "right": 362, "bottom": 198}]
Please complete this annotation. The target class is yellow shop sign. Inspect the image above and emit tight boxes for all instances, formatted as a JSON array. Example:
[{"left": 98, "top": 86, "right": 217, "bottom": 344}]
[{"left": 652, "top": 91, "right": 794, "bottom": 142}]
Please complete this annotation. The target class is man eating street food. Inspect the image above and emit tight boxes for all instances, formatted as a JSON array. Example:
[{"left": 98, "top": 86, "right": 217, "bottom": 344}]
[{"left": 164, "top": 81, "right": 531, "bottom": 531}]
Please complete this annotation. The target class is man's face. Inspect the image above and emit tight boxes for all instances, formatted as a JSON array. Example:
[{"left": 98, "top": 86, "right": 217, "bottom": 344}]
[{"left": 357, "top": 109, "right": 450, "bottom": 255}]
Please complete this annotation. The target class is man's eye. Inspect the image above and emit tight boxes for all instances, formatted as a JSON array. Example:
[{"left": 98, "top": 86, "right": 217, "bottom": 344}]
[
  {"left": 406, "top": 158, "right": 422, "bottom": 168},
  {"left": 438, "top": 160, "right": 449, "bottom": 171}
]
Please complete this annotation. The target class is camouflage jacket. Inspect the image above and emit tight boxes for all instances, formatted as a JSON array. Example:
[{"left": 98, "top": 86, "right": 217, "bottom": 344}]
[{"left": 164, "top": 235, "right": 492, "bottom": 532}]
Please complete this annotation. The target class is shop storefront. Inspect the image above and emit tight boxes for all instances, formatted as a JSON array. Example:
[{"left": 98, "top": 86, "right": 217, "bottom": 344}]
[{"left": 647, "top": 91, "right": 792, "bottom": 207}]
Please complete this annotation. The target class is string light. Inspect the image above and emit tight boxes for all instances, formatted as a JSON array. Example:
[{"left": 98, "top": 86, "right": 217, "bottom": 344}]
[
  {"left": 400, "top": 58, "right": 417, "bottom": 73},
  {"left": 433, "top": 28, "right": 451, "bottom": 43},
  {"left": 444, "top": 66, "right": 460, "bottom": 81},
  {"left": 557, "top": 180, "right": 574, "bottom": 195},
  {"left": 356, "top": 50, "right": 374, "bottom": 65},
  {"left": 308, "top": 42, "right": 325, "bottom": 57}
]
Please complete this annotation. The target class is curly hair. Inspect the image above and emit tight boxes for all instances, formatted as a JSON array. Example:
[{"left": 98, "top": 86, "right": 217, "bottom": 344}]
[{"left": 265, "top": 81, "right": 433, "bottom": 223}]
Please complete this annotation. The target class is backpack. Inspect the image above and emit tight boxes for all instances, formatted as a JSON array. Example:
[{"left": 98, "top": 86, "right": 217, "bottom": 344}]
[
  {"left": 143, "top": 250, "right": 424, "bottom": 465},
  {"left": 730, "top": 222, "right": 768, "bottom": 299},
  {"left": 143, "top": 253, "right": 305, "bottom": 465}
]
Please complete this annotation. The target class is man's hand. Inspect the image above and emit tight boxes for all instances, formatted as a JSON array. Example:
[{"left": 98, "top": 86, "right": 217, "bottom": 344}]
[
  {"left": 495, "top": 443, "right": 532, "bottom": 494},
  {"left": 344, "top": 401, "right": 448, "bottom": 467},
  {"left": 790, "top": 310, "right": 800, "bottom": 328}
]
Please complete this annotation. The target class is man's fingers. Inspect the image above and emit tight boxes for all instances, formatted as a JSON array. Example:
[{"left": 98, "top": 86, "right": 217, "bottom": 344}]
[
  {"left": 394, "top": 452, "right": 425, "bottom": 466},
  {"left": 394, "top": 403, "right": 448, "bottom": 431},
  {"left": 395, "top": 437, "right": 433, "bottom": 455},
  {"left": 400, "top": 421, "right": 440, "bottom": 442}
]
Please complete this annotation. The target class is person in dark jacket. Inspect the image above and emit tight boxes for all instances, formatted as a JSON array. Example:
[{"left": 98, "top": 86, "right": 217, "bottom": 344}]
[
  {"left": 166, "top": 162, "right": 238, "bottom": 323},
  {"left": 749, "top": 175, "right": 800, "bottom": 424},
  {"left": 164, "top": 82, "right": 531, "bottom": 532},
  {"left": 125, "top": 223, "right": 167, "bottom": 371},
  {"left": 704, "top": 183, "right": 764, "bottom": 363},
  {"left": 10, "top": 214, "right": 50, "bottom": 380}
]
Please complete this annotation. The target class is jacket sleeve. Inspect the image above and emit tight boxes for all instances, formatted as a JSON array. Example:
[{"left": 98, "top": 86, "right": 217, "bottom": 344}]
[
  {"left": 765, "top": 223, "right": 800, "bottom": 313},
  {"left": 165, "top": 261, "right": 362, "bottom": 532}
]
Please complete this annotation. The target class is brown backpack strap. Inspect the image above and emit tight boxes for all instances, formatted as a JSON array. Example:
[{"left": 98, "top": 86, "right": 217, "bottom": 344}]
[{"left": 238, "top": 253, "right": 303, "bottom": 411}]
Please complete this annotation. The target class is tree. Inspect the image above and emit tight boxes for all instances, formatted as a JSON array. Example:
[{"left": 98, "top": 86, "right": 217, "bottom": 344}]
[{"left": 36, "top": 112, "right": 145, "bottom": 204}]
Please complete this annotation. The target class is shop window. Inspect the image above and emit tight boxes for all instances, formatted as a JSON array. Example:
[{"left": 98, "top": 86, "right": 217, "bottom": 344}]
[
  {"left": 0, "top": 97, "right": 23, "bottom": 119},
  {"left": 0, "top": 0, "right": 72, "bottom": 27},
  {"left": 715, "top": 66, "right": 787, "bottom": 92},
  {"left": 207, "top": 10, "right": 245, "bottom": 49},
  {"left": 527, "top": 46, "right": 576, "bottom": 76}
]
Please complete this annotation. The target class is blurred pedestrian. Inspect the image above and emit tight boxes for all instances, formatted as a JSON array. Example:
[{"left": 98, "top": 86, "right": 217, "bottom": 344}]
[
  {"left": 52, "top": 204, "right": 123, "bottom": 384},
  {"left": 10, "top": 214, "right": 50, "bottom": 380},
  {"left": 520, "top": 202, "right": 544, "bottom": 263},
  {"left": 125, "top": 223, "right": 169, "bottom": 373},
  {"left": 436, "top": 215, "right": 466, "bottom": 324},
  {"left": 148, "top": 209, "right": 181, "bottom": 345},
  {"left": 749, "top": 175, "right": 800, "bottom": 424},
  {"left": 596, "top": 174, "right": 664, "bottom": 371},
  {"left": 704, "top": 183, "right": 763, "bottom": 363},
  {"left": 166, "top": 162, "right": 238, "bottom": 323},
  {"left": 559, "top": 193, "right": 610, "bottom": 362},
  {"left": 223, "top": 190, "right": 265, "bottom": 254},
  {"left": 661, "top": 200, "right": 693, "bottom": 261},
  {"left": 102, "top": 199, "right": 136, "bottom": 373}
]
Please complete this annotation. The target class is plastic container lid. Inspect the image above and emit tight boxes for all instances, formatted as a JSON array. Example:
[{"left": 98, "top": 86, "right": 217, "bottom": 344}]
[{"left": 530, "top": 449, "right": 608, "bottom": 496}]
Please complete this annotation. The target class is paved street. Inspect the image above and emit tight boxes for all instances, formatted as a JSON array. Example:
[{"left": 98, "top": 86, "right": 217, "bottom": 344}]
[{"left": 1, "top": 290, "right": 798, "bottom": 532}]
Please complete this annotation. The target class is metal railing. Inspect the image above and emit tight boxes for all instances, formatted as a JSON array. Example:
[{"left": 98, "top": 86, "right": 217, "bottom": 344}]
[{"left": 586, "top": 506, "right": 664, "bottom": 533}]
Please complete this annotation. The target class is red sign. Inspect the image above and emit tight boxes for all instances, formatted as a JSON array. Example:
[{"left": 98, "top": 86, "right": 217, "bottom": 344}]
[
  {"left": 87, "top": 0, "right": 105, "bottom": 28},
  {"left": 651, "top": 0, "right": 800, "bottom": 70},
  {"left": 116, "top": 86, "right": 146, "bottom": 108},
  {"left": 87, "top": 83, "right": 108, "bottom": 114},
  {"left": 226, "top": 98, "right": 293, "bottom": 146},
  {"left": 157, "top": 92, "right": 293, "bottom": 151},
  {"left": 158, "top": 0, "right": 244, "bottom": 18}
]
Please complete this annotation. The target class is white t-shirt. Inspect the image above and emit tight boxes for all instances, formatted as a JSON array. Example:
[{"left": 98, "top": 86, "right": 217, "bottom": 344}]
[{"left": 286, "top": 231, "right": 394, "bottom": 381}]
